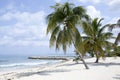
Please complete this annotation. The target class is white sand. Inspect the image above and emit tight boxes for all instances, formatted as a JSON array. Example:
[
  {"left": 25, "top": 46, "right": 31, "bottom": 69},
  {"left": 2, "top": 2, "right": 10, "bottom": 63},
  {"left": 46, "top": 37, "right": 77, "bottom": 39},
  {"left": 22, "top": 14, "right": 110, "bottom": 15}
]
[{"left": 0, "top": 57, "right": 120, "bottom": 80}]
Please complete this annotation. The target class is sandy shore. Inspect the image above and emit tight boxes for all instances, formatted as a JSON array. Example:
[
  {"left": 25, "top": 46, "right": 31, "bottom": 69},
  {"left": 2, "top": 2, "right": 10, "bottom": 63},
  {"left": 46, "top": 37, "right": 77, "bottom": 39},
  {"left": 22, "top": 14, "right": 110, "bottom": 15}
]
[{"left": 0, "top": 57, "right": 120, "bottom": 80}]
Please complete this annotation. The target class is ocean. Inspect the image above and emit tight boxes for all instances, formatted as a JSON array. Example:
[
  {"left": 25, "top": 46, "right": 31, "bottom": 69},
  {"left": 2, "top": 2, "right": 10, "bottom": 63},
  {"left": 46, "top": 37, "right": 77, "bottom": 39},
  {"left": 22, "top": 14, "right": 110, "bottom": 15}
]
[{"left": 0, "top": 55, "right": 62, "bottom": 72}]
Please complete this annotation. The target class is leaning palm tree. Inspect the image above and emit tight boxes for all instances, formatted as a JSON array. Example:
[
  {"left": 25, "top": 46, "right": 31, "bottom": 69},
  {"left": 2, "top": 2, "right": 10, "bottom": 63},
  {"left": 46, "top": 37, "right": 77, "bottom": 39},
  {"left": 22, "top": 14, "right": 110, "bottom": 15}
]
[
  {"left": 82, "top": 18, "right": 113, "bottom": 63},
  {"left": 108, "top": 19, "right": 120, "bottom": 57},
  {"left": 113, "top": 46, "right": 120, "bottom": 56},
  {"left": 46, "top": 2, "right": 89, "bottom": 69},
  {"left": 109, "top": 19, "right": 120, "bottom": 45}
]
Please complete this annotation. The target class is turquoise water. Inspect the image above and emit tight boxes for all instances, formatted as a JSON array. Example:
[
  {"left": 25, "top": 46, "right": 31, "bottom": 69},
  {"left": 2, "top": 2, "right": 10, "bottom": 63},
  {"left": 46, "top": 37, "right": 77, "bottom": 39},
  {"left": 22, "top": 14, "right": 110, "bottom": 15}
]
[{"left": 0, "top": 55, "right": 61, "bottom": 72}]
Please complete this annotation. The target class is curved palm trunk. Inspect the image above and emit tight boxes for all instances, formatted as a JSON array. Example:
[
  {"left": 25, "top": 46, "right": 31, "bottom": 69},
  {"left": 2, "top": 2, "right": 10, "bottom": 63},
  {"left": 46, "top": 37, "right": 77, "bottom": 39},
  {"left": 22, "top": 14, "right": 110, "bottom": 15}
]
[
  {"left": 71, "top": 29, "right": 89, "bottom": 69},
  {"left": 72, "top": 40, "right": 89, "bottom": 69},
  {"left": 78, "top": 53, "right": 89, "bottom": 69}
]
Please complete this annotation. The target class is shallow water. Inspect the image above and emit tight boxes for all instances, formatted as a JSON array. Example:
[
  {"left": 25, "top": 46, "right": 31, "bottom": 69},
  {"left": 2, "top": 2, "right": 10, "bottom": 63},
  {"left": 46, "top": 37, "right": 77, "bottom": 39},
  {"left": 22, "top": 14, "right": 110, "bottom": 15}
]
[{"left": 0, "top": 55, "right": 62, "bottom": 72}]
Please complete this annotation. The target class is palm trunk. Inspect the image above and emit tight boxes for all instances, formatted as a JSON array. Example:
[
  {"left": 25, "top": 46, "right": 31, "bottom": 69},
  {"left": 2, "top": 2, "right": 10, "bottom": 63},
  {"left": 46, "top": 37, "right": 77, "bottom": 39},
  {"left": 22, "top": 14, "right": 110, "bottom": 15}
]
[
  {"left": 95, "top": 52, "right": 99, "bottom": 63},
  {"left": 78, "top": 53, "right": 89, "bottom": 69},
  {"left": 70, "top": 29, "right": 89, "bottom": 69},
  {"left": 74, "top": 47, "right": 89, "bottom": 69},
  {"left": 95, "top": 57, "right": 99, "bottom": 63}
]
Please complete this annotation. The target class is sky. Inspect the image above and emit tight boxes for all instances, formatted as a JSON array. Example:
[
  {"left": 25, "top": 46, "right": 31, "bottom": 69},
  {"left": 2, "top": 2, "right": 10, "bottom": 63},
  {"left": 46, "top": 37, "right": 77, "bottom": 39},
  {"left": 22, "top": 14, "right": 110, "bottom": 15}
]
[{"left": 0, "top": 0, "right": 120, "bottom": 56}]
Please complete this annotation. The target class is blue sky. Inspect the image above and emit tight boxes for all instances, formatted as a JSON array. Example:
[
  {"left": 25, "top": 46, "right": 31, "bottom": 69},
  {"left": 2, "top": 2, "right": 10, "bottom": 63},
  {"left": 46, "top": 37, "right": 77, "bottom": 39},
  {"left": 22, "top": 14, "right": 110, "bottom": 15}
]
[{"left": 0, "top": 0, "right": 120, "bottom": 56}]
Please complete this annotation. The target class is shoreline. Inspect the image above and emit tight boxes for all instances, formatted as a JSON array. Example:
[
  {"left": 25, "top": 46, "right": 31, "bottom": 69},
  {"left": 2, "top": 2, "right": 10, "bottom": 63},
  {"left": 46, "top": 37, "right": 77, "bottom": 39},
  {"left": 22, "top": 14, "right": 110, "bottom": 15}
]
[
  {"left": 0, "top": 58, "right": 64, "bottom": 73},
  {"left": 0, "top": 59, "right": 68, "bottom": 80},
  {"left": 0, "top": 57, "right": 120, "bottom": 80}
]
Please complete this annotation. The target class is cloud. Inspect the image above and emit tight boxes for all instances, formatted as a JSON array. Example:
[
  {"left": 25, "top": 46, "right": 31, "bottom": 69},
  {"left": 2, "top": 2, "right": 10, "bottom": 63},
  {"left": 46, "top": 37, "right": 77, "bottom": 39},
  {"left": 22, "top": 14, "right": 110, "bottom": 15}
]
[
  {"left": 108, "top": 17, "right": 120, "bottom": 24},
  {"left": 54, "top": 0, "right": 61, "bottom": 3},
  {"left": 86, "top": 5, "right": 101, "bottom": 19},
  {"left": 108, "top": 17, "right": 120, "bottom": 37},
  {"left": 0, "top": 36, "right": 49, "bottom": 46},
  {"left": 76, "top": 0, "right": 100, "bottom": 4},
  {"left": 108, "top": 0, "right": 120, "bottom": 11},
  {"left": 11, "top": 40, "right": 49, "bottom": 46},
  {"left": 0, "top": 12, "right": 14, "bottom": 21},
  {"left": 0, "top": 11, "right": 49, "bottom": 46}
]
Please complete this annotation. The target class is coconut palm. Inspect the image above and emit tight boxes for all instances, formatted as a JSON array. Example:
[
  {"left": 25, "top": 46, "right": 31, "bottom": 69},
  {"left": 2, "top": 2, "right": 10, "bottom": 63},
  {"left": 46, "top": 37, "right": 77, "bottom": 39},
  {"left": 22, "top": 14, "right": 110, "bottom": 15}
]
[
  {"left": 46, "top": 2, "right": 89, "bottom": 69},
  {"left": 82, "top": 18, "right": 113, "bottom": 63},
  {"left": 107, "top": 19, "right": 120, "bottom": 57},
  {"left": 109, "top": 19, "right": 120, "bottom": 45},
  {"left": 113, "top": 46, "right": 120, "bottom": 56},
  {"left": 107, "top": 45, "right": 120, "bottom": 57}
]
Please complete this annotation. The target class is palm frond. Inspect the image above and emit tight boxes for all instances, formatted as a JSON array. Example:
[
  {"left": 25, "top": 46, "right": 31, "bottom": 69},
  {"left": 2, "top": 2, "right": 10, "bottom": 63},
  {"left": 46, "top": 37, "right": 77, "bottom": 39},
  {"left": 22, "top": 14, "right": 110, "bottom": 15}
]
[
  {"left": 49, "top": 26, "right": 60, "bottom": 47},
  {"left": 73, "top": 6, "right": 86, "bottom": 16},
  {"left": 82, "top": 21, "right": 92, "bottom": 36},
  {"left": 117, "top": 19, "right": 120, "bottom": 27},
  {"left": 98, "top": 24, "right": 110, "bottom": 37},
  {"left": 115, "top": 33, "right": 120, "bottom": 45},
  {"left": 108, "top": 19, "right": 120, "bottom": 31},
  {"left": 97, "top": 18, "right": 104, "bottom": 27},
  {"left": 56, "top": 30, "right": 63, "bottom": 50},
  {"left": 108, "top": 24, "right": 116, "bottom": 31},
  {"left": 92, "top": 18, "right": 98, "bottom": 32}
]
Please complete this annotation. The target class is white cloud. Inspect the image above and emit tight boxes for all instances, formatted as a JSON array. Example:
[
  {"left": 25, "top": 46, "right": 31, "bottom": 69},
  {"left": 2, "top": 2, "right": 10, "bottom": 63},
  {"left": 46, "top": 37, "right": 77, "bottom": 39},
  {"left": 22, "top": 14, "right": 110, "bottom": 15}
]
[
  {"left": 0, "top": 11, "right": 49, "bottom": 46},
  {"left": 107, "top": 17, "right": 120, "bottom": 39},
  {"left": 54, "top": 0, "right": 61, "bottom": 3},
  {"left": 0, "top": 37, "right": 49, "bottom": 46},
  {"left": 0, "top": 11, "right": 45, "bottom": 23},
  {"left": 76, "top": 0, "right": 100, "bottom": 4},
  {"left": 11, "top": 40, "right": 49, "bottom": 46},
  {"left": 0, "top": 12, "right": 14, "bottom": 20},
  {"left": 108, "top": 17, "right": 120, "bottom": 24},
  {"left": 76, "top": 0, "right": 120, "bottom": 11},
  {"left": 0, "top": 36, "right": 13, "bottom": 45},
  {"left": 108, "top": 0, "right": 120, "bottom": 11},
  {"left": 86, "top": 5, "right": 101, "bottom": 19}
]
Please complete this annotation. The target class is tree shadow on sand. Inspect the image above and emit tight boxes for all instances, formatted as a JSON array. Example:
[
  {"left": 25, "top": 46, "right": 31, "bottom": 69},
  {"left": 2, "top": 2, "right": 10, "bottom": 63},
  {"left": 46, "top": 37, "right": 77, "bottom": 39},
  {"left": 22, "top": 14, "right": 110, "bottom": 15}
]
[
  {"left": 16, "top": 68, "right": 71, "bottom": 78},
  {"left": 58, "top": 63, "right": 79, "bottom": 67},
  {"left": 113, "top": 74, "right": 120, "bottom": 80},
  {"left": 74, "top": 61, "right": 120, "bottom": 67},
  {"left": 87, "top": 62, "right": 120, "bottom": 67},
  {"left": 60, "top": 61, "right": 120, "bottom": 67}
]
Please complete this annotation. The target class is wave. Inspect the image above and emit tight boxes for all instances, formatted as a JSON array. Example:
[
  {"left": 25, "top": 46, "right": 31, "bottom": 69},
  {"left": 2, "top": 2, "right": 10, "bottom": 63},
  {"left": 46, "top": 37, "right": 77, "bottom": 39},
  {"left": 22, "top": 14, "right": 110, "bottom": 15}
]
[{"left": 0, "top": 61, "right": 48, "bottom": 68}]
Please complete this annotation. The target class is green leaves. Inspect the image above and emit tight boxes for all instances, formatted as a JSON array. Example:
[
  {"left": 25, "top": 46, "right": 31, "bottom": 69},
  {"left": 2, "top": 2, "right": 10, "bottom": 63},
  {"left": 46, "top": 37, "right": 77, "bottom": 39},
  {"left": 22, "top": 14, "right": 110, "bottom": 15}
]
[
  {"left": 50, "top": 26, "right": 60, "bottom": 47},
  {"left": 108, "top": 19, "right": 120, "bottom": 45},
  {"left": 82, "top": 18, "right": 114, "bottom": 60},
  {"left": 115, "top": 33, "right": 120, "bottom": 45},
  {"left": 46, "top": 2, "right": 89, "bottom": 53}
]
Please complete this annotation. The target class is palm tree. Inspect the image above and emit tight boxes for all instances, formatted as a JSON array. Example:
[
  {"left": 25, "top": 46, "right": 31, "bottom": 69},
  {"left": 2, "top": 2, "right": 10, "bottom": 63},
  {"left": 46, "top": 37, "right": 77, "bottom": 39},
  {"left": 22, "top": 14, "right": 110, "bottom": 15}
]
[
  {"left": 46, "top": 2, "right": 89, "bottom": 69},
  {"left": 82, "top": 18, "right": 113, "bottom": 63},
  {"left": 108, "top": 19, "right": 120, "bottom": 57},
  {"left": 109, "top": 19, "right": 120, "bottom": 45},
  {"left": 113, "top": 46, "right": 120, "bottom": 56}
]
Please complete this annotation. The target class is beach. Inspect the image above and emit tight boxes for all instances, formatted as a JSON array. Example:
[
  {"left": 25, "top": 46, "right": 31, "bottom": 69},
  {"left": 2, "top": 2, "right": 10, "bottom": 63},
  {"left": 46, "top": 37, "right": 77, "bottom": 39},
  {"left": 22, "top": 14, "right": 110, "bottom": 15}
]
[{"left": 0, "top": 57, "right": 120, "bottom": 80}]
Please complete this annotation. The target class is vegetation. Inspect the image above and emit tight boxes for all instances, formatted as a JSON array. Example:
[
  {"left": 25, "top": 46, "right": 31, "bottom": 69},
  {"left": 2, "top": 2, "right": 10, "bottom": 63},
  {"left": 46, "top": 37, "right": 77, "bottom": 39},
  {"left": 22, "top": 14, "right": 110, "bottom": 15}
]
[
  {"left": 46, "top": 2, "right": 89, "bottom": 69},
  {"left": 46, "top": 2, "right": 120, "bottom": 69},
  {"left": 81, "top": 18, "right": 114, "bottom": 63},
  {"left": 109, "top": 19, "right": 120, "bottom": 45},
  {"left": 107, "top": 19, "right": 120, "bottom": 57}
]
